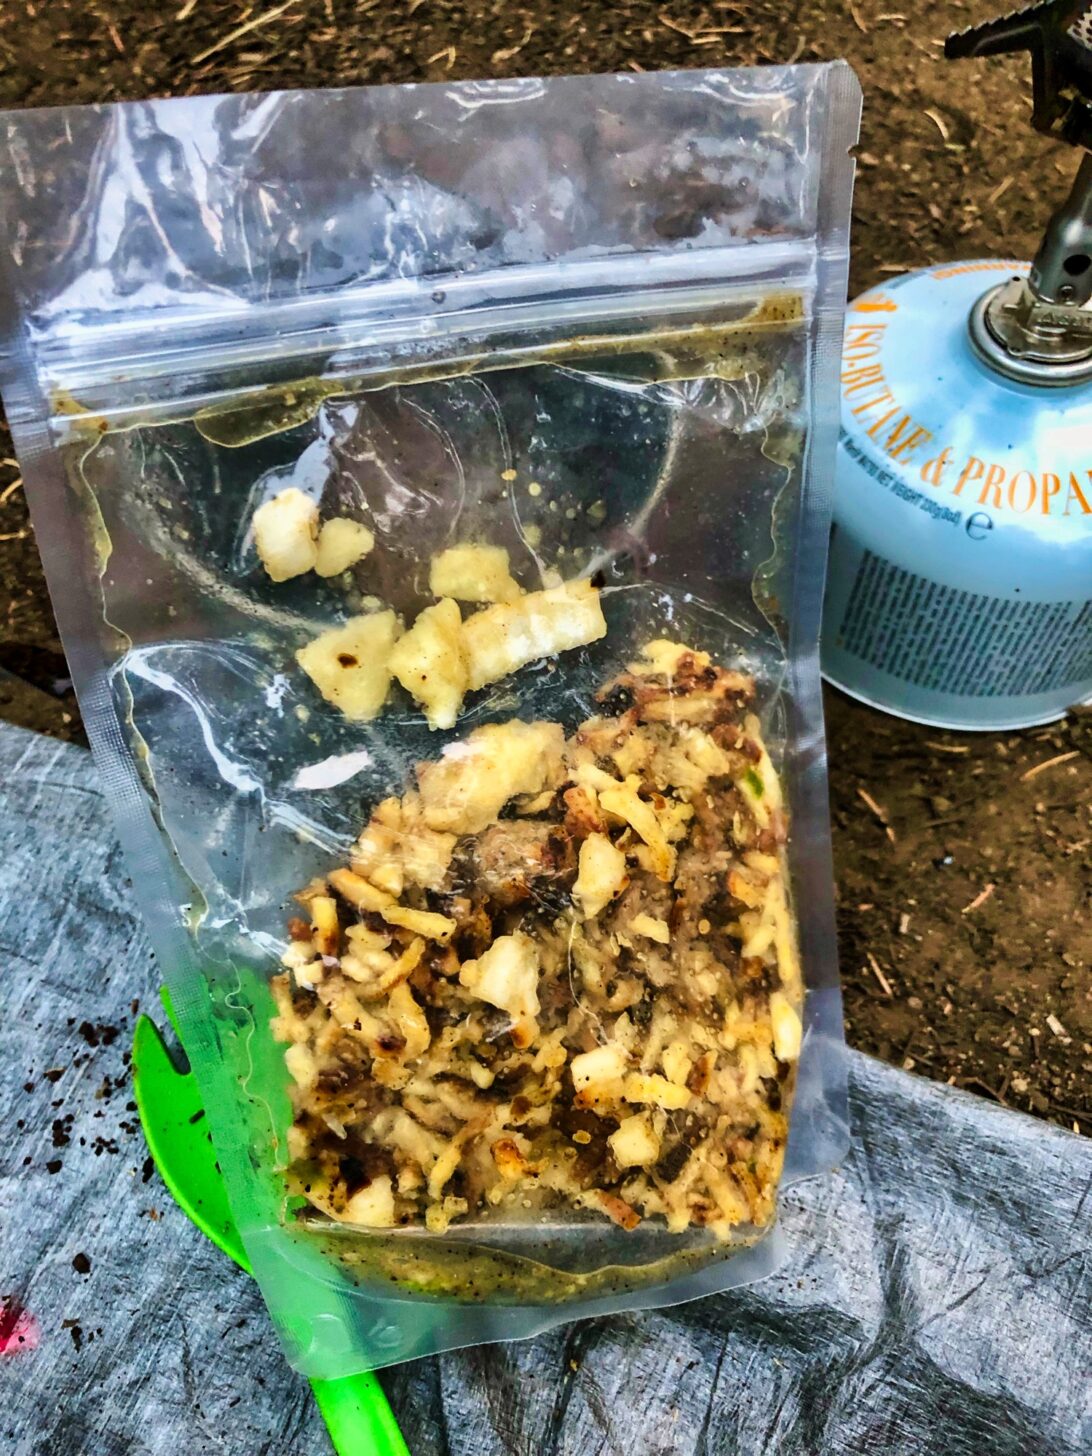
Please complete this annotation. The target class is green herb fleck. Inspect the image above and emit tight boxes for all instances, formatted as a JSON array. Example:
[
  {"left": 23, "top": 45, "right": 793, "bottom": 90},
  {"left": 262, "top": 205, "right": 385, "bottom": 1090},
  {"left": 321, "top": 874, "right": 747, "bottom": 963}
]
[{"left": 744, "top": 767, "right": 764, "bottom": 798}]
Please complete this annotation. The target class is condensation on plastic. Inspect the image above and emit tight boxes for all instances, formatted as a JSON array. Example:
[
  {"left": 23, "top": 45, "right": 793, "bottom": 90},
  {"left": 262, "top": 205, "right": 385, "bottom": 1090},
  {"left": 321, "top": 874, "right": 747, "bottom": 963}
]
[{"left": 0, "top": 66, "right": 861, "bottom": 1377}]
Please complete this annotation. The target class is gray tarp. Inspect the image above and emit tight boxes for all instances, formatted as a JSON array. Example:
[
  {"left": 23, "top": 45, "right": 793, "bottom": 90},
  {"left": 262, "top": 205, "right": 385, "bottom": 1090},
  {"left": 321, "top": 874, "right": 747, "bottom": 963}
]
[{"left": 0, "top": 721, "right": 1088, "bottom": 1456}]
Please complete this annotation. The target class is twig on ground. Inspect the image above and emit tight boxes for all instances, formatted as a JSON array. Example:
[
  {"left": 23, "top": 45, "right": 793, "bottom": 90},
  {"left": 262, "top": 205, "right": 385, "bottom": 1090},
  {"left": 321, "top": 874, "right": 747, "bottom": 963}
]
[
  {"left": 492, "top": 25, "right": 533, "bottom": 64},
  {"left": 866, "top": 951, "right": 894, "bottom": 997},
  {"left": 987, "top": 175, "right": 1013, "bottom": 205},
  {"left": 1048, "top": 1100, "right": 1091, "bottom": 1127},
  {"left": 1021, "top": 750, "right": 1079, "bottom": 782},
  {"left": 857, "top": 786, "right": 896, "bottom": 843},
  {"left": 924, "top": 107, "right": 950, "bottom": 141},
  {"left": 961, "top": 883, "right": 996, "bottom": 915},
  {"left": 959, "top": 1075, "right": 1005, "bottom": 1104},
  {"left": 191, "top": 0, "right": 297, "bottom": 66},
  {"left": 659, "top": 12, "right": 745, "bottom": 41}
]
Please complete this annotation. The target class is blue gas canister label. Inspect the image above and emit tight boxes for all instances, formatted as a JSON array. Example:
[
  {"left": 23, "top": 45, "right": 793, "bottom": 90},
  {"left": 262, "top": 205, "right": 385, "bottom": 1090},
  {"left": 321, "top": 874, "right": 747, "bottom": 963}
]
[{"left": 822, "top": 261, "right": 1092, "bottom": 730}]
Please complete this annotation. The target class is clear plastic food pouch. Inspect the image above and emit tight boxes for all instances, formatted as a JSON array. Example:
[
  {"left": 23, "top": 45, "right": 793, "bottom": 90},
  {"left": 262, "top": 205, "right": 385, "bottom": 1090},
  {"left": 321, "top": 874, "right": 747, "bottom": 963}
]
[{"left": 0, "top": 65, "right": 861, "bottom": 1375}]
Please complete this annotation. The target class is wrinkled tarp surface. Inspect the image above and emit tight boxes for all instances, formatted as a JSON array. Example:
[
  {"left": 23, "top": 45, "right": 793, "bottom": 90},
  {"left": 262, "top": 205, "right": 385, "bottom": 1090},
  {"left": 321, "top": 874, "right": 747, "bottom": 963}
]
[{"left": 0, "top": 720, "right": 1088, "bottom": 1456}]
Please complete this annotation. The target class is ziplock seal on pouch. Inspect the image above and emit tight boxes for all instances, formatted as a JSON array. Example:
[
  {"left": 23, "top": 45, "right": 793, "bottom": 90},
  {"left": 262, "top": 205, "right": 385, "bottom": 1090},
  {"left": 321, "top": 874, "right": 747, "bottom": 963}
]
[{"left": 0, "top": 65, "right": 861, "bottom": 1376}]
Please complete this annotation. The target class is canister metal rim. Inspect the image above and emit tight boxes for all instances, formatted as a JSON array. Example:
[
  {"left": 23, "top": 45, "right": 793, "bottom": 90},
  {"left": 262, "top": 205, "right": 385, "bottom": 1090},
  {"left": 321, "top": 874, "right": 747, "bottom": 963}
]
[{"left": 968, "top": 283, "right": 1092, "bottom": 387}]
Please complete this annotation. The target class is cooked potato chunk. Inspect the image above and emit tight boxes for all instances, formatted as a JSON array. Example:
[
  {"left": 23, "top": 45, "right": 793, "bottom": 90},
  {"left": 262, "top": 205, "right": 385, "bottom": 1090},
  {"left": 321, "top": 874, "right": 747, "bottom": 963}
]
[
  {"left": 388, "top": 597, "right": 468, "bottom": 730},
  {"left": 728, "top": 869, "right": 765, "bottom": 910},
  {"left": 629, "top": 913, "right": 670, "bottom": 944},
  {"left": 609, "top": 1113, "right": 662, "bottom": 1169},
  {"left": 416, "top": 720, "right": 564, "bottom": 834},
  {"left": 344, "top": 923, "right": 392, "bottom": 954},
  {"left": 397, "top": 824, "right": 457, "bottom": 891},
  {"left": 327, "top": 867, "right": 394, "bottom": 912},
  {"left": 342, "top": 936, "right": 423, "bottom": 999},
  {"left": 492, "top": 1137, "right": 536, "bottom": 1181},
  {"left": 314, "top": 517, "right": 375, "bottom": 577},
  {"left": 459, "top": 933, "right": 541, "bottom": 1023},
  {"left": 381, "top": 904, "right": 456, "bottom": 942},
  {"left": 284, "top": 1042, "right": 318, "bottom": 1095},
  {"left": 622, "top": 1072, "right": 691, "bottom": 1110},
  {"left": 253, "top": 488, "right": 318, "bottom": 581},
  {"left": 571, "top": 1043, "right": 629, "bottom": 1107},
  {"left": 296, "top": 610, "right": 399, "bottom": 721},
  {"left": 628, "top": 639, "right": 711, "bottom": 677},
  {"left": 429, "top": 543, "right": 521, "bottom": 603},
  {"left": 563, "top": 784, "right": 606, "bottom": 839},
  {"left": 462, "top": 579, "right": 607, "bottom": 691},
  {"left": 351, "top": 799, "right": 456, "bottom": 893},
  {"left": 349, "top": 820, "right": 403, "bottom": 896},
  {"left": 661, "top": 1041, "right": 693, "bottom": 1087},
  {"left": 309, "top": 895, "right": 340, "bottom": 957},
  {"left": 769, "top": 991, "right": 803, "bottom": 1063},
  {"left": 385, "top": 981, "right": 431, "bottom": 1062},
  {"left": 573, "top": 832, "right": 628, "bottom": 919},
  {"left": 598, "top": 777, "right": 675, "bottom": 881},
  {"left": 343, "top": 1174, "right": 396, "bottom": 1228}
]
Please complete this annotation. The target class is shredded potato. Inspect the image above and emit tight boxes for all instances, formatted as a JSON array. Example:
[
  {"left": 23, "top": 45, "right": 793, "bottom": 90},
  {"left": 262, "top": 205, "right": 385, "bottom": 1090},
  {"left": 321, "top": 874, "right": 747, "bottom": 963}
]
[{"left": 274, "top": 641, "right": 800, "bottom": 1239}]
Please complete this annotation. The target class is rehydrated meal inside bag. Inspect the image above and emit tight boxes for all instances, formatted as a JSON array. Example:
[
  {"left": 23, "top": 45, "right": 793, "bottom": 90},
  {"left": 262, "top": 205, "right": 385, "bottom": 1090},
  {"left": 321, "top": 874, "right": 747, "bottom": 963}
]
[
  {"left": 0, "top": 62, "right": 859, "bottom": 1370},
  {"left": 272, "top": 638, "right": 802, "bottom": 1240}
]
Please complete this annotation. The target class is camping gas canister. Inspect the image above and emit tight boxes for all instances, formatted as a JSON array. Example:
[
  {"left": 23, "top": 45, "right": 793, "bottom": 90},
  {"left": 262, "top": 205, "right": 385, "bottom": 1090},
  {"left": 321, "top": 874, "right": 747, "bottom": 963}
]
[
  {"left": 821, "top": 261, "right": 1092, "bottom": 730},
  {"left": 824, "top": 5, "right": 1092, "bottom": 730}
]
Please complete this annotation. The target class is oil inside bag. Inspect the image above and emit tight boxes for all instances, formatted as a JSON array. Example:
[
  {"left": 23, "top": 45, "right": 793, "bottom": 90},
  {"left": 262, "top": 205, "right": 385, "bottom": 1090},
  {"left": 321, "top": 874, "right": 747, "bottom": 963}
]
[{"left": 68, "top": 297, "right": 808, "bottom": 1296}]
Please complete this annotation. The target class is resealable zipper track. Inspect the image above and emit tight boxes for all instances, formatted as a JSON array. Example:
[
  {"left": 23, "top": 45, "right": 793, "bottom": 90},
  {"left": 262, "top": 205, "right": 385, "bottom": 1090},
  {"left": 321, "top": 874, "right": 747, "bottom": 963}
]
[{"left": 34, "top": 240, "right": 822, "bottom": 436}]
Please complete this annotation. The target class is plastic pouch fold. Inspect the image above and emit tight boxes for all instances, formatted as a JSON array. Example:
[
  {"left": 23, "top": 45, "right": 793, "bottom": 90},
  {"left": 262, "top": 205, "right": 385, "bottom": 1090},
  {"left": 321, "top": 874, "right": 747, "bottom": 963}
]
[{"left": 0, "top": 63, "right": 860, "bottom": 1375}]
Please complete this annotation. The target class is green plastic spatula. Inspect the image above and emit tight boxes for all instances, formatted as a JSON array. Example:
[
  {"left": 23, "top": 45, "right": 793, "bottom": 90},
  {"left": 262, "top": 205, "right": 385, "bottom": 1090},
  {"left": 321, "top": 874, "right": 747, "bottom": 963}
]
[{"left": 132, "top": 1002, "right": 409, "bottom": 1456}]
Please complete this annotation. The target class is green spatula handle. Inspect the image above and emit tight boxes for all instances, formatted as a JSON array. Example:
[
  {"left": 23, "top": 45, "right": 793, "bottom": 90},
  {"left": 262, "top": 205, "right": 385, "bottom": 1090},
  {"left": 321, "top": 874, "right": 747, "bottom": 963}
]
[
  {"left": 133, "top": 1008, "right": 409, "bottom": 1456},
  {"left": 311, "top": 1373, "right": 410, "bottom": 1456}
]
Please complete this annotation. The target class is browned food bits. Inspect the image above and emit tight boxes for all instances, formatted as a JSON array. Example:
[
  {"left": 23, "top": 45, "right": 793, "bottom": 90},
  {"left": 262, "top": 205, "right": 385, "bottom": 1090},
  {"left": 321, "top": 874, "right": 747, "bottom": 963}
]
[{"left": 273, "top": 640, "right": 802, "bottom": 1239}]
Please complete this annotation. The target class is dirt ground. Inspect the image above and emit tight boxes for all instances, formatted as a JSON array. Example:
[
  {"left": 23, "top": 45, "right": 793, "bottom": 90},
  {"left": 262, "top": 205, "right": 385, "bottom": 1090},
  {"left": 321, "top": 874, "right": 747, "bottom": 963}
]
[{"left": 0, "top": 1, "right": 1088, "bottom": 1132}]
